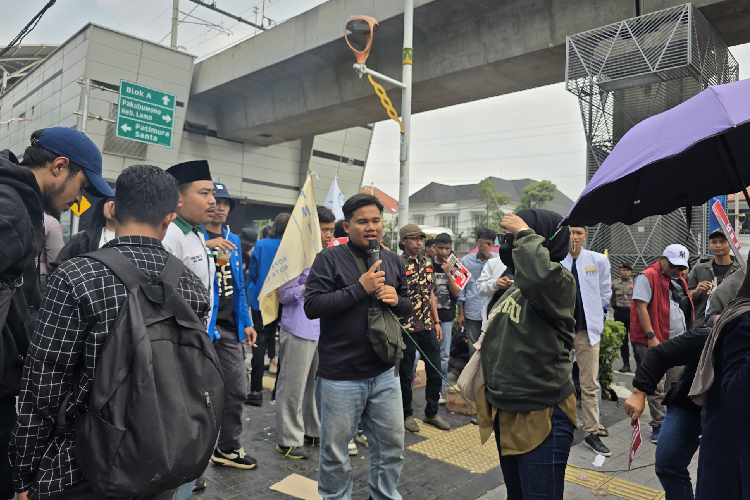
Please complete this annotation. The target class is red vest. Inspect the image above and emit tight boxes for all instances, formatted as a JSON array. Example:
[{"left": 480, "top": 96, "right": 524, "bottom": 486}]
[{"left": 630, "top": 262, "right": 693, "bottom": 345}]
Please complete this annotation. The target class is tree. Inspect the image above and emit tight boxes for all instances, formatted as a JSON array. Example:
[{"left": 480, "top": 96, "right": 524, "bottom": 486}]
[
  {"left": 475, "top": 178, "right": 511, "bottom": 237},
  {"left": 515, "top": 180, "right": 557, "bottom": 211}
]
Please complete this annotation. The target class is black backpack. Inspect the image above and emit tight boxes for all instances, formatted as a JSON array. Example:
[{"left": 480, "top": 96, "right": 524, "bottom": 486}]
[{"left": 66, "top": 248, "right": 224, "bottom": 497}]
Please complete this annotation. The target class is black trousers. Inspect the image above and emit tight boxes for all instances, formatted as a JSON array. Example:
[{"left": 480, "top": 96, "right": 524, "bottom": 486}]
[
  {"left": 250, "top": 309, "right": 278, "bottom": 394},
  {"left": 614, "top": 307, "right": 636, "bottom": 367},
  {"left": 399, "top": 329, "right": 441, "bottom": 419},
  {"left": 0, "top": 396, "right": 15, "bottom": 500},
  {"left": 46, "top": 481, "right": 174, "bottom": 500}
]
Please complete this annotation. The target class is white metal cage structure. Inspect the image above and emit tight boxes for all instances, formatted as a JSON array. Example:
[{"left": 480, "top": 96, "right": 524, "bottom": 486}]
[{"left": 565, "top": 3, "right": 738, "bottom": 273}]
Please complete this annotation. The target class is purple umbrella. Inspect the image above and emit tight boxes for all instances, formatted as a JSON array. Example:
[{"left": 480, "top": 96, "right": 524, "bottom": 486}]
[{"left": 562, "top": 78, "right": 750, "bottom": 227}]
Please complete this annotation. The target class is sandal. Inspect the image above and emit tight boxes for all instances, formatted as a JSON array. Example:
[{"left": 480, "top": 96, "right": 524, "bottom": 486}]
[
  {"left": 597, "top": 422, "right": 609, "bottom": 437},
  {"left": 192, "top": 475, "right": 207, "bottom": 492}
]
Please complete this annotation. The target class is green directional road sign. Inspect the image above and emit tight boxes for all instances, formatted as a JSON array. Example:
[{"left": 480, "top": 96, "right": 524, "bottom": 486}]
[{"left": 116, "top": 80, "right": 176, "bottom": 148}]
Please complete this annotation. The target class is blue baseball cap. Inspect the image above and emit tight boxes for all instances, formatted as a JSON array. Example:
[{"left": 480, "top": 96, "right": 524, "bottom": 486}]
[
  {"left": 36, "top": 127, "right": 114, "bottom": 197},
  {"left": 213, "top": 182, "right": 235, "bottom": 212}
]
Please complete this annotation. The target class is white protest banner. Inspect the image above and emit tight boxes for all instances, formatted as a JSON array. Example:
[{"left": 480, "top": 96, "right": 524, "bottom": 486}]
[
  {"left": 711, "top": 200, "right": 747, "bottom": 273},
  {"left": 259, "top": 175, "right": 323, "bottom": 324},
  {"left": 324, "top": 174, "right": 345, "bottom": 221}
]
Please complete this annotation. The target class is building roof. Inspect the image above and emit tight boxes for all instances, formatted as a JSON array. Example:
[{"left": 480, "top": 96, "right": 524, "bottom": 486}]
[
  {"left": 361, "top": 186, "right": 399, "bottom": 214},
  {"left": 409, "top": 177, "right": 575, "bottom": 216},
  {"left": 0, "top": 45, "right": 60, "bottom": 95}
]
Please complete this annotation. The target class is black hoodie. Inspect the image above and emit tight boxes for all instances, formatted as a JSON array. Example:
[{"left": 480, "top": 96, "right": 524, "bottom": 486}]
[{"left": 0, "top": 149, "right": 44, "bottom": 394}]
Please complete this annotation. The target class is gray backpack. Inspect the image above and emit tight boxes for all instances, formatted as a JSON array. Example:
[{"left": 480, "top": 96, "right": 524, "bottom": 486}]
[{"left": 65, "top": 248, "right": 224, "bottom": 497}]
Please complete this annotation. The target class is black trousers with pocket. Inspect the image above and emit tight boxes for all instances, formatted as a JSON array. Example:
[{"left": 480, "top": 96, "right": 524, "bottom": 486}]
[
  {"left": 250, "top": 309, "right": 278, "bottom": 394},
  {"left": 399, "top": 329, "right": 442, "bottom": 419}
]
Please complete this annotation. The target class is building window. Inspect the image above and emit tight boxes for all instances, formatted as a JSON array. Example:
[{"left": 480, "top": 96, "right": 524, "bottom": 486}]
[
  {"left": 441, "top": 215, "right": 457, "bottom": 233},
  {"left": 474, "top": 213, "right": 483, "bottom": 227},
  {"left": 413, "top": 214, "right": 425, "bottom": 225}
]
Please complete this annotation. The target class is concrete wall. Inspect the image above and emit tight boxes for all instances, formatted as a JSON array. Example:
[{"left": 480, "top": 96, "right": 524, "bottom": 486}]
[{"left": 0, "top": 24, "right": 372, "bottom": 219}]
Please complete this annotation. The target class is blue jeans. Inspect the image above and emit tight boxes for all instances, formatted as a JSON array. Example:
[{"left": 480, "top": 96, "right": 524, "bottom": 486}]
[
  {"left": 316, "top": 370, "right": 405, "bottom": 500},
  {"left": 495, "top": 406, "right": 575, "bottom": 500},
  {"left": 172, "top": 480, "right": 195, "bottom": 500},
  {"left": 439, "top": 321, "right": 453, "bottom": 392},
  {"left": 655, "top": 405, "right": 701, "bottom": 500}
]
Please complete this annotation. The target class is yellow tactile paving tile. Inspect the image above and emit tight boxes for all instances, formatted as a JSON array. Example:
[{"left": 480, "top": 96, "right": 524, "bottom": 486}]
[
  {"left": 407, "top": 422, "right": 499, "bottom": 473},
  {"left": 565, "top": 464, "right": 613, "bottom": 489},
  {"left": 440, "top": 444, "right": 500, "bottom": 474},
  {"left": 565, "top": 465, "right": 665, "bottom": 500},
  {"left": 605, "top": 478, "right": 666, "bottom": 500},
  {"left": 405, "top": 425, "right": 669, "bottom": 500},
  {"left": 262, "top": 375, "right": 276, "bottom": 390}
]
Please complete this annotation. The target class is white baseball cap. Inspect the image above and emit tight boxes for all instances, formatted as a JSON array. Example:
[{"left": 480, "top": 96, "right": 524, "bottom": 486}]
[{"left": 663, "top": 244, "right": 689, "bottom": 267}]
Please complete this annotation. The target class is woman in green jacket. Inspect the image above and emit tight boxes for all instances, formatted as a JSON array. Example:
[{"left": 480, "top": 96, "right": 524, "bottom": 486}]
[{"left": 479, "top": 210, "right": 576, "bottom": 500}]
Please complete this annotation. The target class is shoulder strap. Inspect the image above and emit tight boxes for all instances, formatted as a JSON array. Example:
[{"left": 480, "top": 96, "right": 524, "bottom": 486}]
[
  {"left": 158, "top": 255, "right": 185, "bottom": 288},
  {"left": 344, "top": 244, "right": 368, "bottom": 276},
  {"left": 81, "top": 247, "right": 150, "bottom": 290}
]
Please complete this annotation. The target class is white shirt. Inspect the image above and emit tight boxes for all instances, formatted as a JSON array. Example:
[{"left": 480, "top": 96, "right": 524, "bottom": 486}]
[
  {"left": 633, "top": 274, "right": 686, "bottom": 339},
  {"left": 561, "top": 248, "right": 612, "bottom": 345},
  {"left": 162, "top": 217, "right": 215, "bottom": 325},
  {"left": 99, "top": 228, "right": 115, "bottom": 249},
  {"left": 475, "top": 256, "right": 508, "bottom": 327}
]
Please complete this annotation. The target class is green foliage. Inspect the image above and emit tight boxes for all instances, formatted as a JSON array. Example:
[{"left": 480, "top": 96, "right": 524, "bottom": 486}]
[
  {"left": 475, "top": 177, "right": 511, "bottom": 238},
  {"left": 515, "top": 180, "right": 557, "bottom": 211},
  {"left": 599, "top": 320, "right": 626, "bottom": 396}
]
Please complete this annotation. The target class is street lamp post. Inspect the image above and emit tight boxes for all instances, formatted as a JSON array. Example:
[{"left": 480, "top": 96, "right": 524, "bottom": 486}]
[{"left": 345, "top": 1, "right": 414, "bottom": 233}]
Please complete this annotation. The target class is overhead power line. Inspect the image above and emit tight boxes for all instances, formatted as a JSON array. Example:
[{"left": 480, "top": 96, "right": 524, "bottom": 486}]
[
  {"left": 187, "top": 0, "right": 265, "bottom": 31},
  {"left": 0, "top": 0, "right": 57, "bottom": 58}
]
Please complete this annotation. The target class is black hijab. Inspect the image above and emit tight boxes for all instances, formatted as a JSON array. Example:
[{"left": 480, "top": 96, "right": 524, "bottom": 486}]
[{"left": 499, "top": 209, "right": 570, "bottom": 270}]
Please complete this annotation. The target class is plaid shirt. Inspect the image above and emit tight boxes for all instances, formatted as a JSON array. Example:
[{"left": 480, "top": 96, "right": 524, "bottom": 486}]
[
  {"left": 400, "top": 255, "right": 435, "bottom": 333},
  {"left": 10, "top": 236, "right": 210, "bottom": 497}
]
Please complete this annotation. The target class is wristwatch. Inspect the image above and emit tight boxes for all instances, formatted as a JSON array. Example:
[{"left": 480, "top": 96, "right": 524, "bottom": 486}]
[{"left": 645, "top": 331, "right": 655, "bottom": 339}]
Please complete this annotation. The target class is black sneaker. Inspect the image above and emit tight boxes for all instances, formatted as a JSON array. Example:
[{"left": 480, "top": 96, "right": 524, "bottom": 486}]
[
  {"left": 618, "top": 364, "right": 632, "bottom": 373},
  {"left": 244, "top": 392, "right": 263, "bottom": 406},
  {"left": 211, "top": 447, "right": 258, "bottom": 469},
  {"left": 276, "top": 444, "right": 310, "bottom": 459},
  {"left": 584, "top": 434, "right": 611, "bottom": 457}
]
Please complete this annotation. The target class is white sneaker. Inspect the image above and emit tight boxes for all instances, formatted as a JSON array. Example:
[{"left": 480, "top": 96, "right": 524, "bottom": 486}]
[
  {"left": 438, "top": 395, "right": 447, "bottom": 405},
  {"left": 348, "top": 439, "right": 358, "bottom": 456}
]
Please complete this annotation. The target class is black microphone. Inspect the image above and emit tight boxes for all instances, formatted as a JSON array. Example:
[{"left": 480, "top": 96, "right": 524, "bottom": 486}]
[{"left": 369, "top": 239, "right": 381, "bottom": 273}]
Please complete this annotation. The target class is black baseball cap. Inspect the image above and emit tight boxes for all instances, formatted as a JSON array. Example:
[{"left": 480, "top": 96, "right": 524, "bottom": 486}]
[
  {"left": 620, "top": 262, "right": 633, "bottom": 270},
  {"left": 36, "top": 127, "right": 114, "bottom": 197},
  {"left": 709, "top": 228, "right": 727, "bottom": 240},
  {"left": 240, "top": 228, "right": 258, "bottom": 246}
]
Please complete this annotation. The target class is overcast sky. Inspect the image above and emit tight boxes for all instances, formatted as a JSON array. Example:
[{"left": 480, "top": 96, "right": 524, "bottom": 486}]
[{"left": 3, "top": 0, "right": 750, "bottom": 201}]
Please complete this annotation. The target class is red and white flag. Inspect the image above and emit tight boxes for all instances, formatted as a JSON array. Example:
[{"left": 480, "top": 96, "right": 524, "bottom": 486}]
[
  {"left": 711, "top": 201, "right": 747, "bottom": 273},
  {"left": 629, "top": 420, "right": 643, "bottom": 472}
]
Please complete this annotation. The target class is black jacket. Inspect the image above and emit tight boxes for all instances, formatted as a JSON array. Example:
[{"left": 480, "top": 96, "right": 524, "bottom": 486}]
[
  {"left": 304, "top": 241, "right": 411, "bottom": 381},
  {"left": 632, "top": 326, "right": 710, "bottom": 417},
  {"left": 0, "top": 150, "right": 44, "bottom": 394},
  {"left": 49, "top": 226, "right": 103, "bottom": 274}
]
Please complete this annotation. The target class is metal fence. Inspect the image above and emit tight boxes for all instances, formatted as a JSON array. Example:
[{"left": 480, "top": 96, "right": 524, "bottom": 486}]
[{"left": 566, "top": 3, "right": 738, "bottom": 273}]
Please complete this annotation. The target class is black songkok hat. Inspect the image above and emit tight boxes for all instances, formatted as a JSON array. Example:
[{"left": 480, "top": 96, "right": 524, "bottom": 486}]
[{"left": 167, "top": 160, "right": 212, "bottom": 185}]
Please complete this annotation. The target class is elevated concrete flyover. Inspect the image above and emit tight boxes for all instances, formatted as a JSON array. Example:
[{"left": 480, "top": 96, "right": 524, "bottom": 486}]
[{"left": 190, "top": 0, "right": 750, "bottom": 146}]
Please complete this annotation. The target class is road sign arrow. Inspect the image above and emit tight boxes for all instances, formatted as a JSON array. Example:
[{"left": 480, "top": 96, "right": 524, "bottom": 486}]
[
  {"left": 162, "top": 114, "right": 172, "bottom": 123},
  {"left": 162, "top": 95, "right": 171, "bottom": 106},
  {"left": 121, "top": 123, "right": 132, "bottom": 133}
]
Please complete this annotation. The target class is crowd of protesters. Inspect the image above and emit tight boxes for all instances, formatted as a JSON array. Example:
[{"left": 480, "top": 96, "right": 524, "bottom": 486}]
[{"left": 1, "top": 126, "right": 750, "bottom": 500}]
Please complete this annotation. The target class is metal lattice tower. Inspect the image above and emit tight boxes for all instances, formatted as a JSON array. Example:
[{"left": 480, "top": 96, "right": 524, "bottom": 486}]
[{"left": 566, "top": 3, "right": 738, "bottom": 273}]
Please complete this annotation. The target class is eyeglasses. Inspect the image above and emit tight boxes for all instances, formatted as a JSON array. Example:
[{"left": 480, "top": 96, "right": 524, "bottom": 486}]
[{"left": 501, "top": 232, "right": 515, "bottom": 245}]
